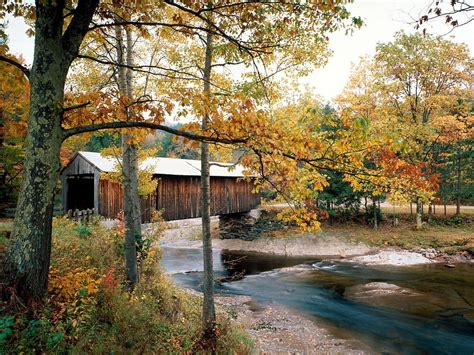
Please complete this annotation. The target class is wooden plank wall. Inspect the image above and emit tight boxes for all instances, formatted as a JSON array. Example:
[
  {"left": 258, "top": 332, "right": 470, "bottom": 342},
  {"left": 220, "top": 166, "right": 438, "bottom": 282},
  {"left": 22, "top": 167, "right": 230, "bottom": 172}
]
[
  {"left": 99, "top": 180, "right": 123, "bottom": 220},
  {"left": 140, "top": 191, "right": 157, "bottom": 223},
  {"left": 156, "top": 176, "right": 260, "bottom": 221},
  {"left": 99, "top": 175, "right": 260, "bottom": 222},
  {"left": 156, "top": 176, "right": 201, "bottom": 220},
  {"left": 62, "top": 154, "right": 97, "bottom": 175}
]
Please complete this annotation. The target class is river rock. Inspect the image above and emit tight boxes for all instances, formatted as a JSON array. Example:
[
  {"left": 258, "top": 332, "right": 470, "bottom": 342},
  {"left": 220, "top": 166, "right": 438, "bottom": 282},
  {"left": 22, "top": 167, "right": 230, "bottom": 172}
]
[
  {"left": 348, "top": 250, "right": 431, "bottom": 266},
  {"left": 463, "top": 310, "right": 474, "bottom": 324},
  {"left": 344, "top": 282, "right": 444, "bottom": 315},
  {"left": 214, "top": 235, "right": 372, "bottom": 258}
]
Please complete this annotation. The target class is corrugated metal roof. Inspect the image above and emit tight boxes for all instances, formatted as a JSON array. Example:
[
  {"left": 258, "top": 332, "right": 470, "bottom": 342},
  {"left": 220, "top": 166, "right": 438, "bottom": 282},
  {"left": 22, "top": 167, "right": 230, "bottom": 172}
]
[{"left": 78, "top": 151, "right": 247, "bottom": 177}]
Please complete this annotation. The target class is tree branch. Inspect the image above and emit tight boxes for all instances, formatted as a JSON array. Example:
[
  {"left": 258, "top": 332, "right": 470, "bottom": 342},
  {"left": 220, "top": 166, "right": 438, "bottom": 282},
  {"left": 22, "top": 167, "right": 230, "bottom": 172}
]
[
  {"left": 0, "top": 55, "right": 30, "bottom": 79},
  {"left": 62, "top": 121, "right": 250, "bottom": 144},
  {"left": 62, "top": 0, "right": 100, "bottom": 67},
  {"left": 62, "top": 101, "right": 91, "bottom": 112}
]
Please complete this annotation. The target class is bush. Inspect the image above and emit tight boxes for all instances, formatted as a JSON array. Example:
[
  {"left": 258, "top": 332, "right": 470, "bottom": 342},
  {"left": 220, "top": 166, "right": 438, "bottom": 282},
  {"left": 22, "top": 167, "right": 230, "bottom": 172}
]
[{"left": 1, "top": 216, "right": 253, "bottom": 353}]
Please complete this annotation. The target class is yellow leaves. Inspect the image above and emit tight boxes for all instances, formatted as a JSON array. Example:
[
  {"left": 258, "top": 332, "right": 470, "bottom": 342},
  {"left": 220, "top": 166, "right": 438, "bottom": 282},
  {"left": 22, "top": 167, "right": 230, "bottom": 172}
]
[
  {"left": 101, "top": 147, "right": 159, "bottom": 197},
  {"left": 48, "top": 266, "right": 102, "bottom": 304},
  {"left": 277, "top": 206, "right": 321, "bottom": 233}
]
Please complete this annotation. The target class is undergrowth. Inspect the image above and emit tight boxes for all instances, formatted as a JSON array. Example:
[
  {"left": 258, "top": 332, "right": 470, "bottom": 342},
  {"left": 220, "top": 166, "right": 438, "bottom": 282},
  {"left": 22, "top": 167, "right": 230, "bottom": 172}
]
[{"left": 0, "top": 216, "right": 253, "bottom": 354}]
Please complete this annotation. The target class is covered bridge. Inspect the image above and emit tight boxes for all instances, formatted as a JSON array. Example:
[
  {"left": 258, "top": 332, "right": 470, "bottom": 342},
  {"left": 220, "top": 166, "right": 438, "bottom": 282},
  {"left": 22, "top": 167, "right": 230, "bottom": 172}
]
[{"left": 61, "top": 151, "right": 260, "bottom": 222}]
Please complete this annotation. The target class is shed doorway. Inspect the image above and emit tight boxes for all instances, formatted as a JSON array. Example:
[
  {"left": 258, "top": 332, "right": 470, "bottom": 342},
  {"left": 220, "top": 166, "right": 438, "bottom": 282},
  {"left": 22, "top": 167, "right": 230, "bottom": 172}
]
[{"left": 66, "top": 175, "right": 94, "bottom": 211}]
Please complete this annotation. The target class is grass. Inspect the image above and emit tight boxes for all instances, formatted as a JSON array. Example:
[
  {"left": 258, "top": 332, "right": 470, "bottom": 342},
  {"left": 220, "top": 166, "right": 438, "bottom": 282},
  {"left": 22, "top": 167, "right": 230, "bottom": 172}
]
[
  {"left": 0, "top": 217, "right": 253, "bottom": 354},
  {"left": 322, "top": 217, "right": 474, "bottom": 254},
  {"left": 380, "top": 205, "right": 474, "bottom": 216},
  {"left": 260, "top": 206, "right": 474, "bottom": 255}
]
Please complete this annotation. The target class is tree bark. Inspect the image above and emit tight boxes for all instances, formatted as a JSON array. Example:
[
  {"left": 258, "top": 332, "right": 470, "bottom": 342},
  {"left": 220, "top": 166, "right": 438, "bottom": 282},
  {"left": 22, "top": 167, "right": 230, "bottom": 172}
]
[
  {"left": 373, "top": 197, "right": 378, "bottom": 229},
  {"left": 115, "top": 24, "right": 140, "bottom": 288},
  {"left": 5, "top": 0, "right": 98, "bottom": 300},
  {"left": 416, "top": 199, "right": 423, "bottom": 229},
  {"left": 428, "top": 203, "right": 433, "bottom": 223},
  {"left": 456, "top": 151, "right": 461, "bottom": 216},
  {"left": 201, "top": 30, "right": 216, "bottom": 342},
  {"left": 364, "top": 197, "right": 368, "bottom": 225}
]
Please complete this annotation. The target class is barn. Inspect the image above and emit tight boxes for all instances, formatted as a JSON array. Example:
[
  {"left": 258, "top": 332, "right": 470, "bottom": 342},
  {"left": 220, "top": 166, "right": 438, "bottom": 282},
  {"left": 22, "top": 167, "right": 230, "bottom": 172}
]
[{"left": 61, "top": 151, "right": 260, "bottom": 222}]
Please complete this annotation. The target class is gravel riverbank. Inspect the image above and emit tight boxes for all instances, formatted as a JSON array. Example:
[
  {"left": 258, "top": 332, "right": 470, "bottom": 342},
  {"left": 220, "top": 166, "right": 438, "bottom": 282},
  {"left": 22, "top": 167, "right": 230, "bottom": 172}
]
[{"left": 215, "top": 295, "right": 371, "bottom": 354}]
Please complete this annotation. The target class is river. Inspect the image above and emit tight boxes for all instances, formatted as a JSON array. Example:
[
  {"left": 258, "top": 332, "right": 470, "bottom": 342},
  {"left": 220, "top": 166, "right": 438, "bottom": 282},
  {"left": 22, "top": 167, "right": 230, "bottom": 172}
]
[{"left": 161, "top": 247, "right": 474, "bottom": 354}]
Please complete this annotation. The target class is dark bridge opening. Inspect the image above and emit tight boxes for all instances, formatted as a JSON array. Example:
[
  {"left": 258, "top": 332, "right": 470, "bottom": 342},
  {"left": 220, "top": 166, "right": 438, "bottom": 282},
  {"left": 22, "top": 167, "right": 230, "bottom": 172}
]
[{"left": 66, "top": 175, "right": 94, "bottom": 211}]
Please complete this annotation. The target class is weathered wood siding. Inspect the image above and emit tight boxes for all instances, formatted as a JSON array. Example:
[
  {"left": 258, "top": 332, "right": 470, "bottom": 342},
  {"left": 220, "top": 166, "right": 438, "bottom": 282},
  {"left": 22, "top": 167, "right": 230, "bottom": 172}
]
[
  {"left": 62, "top": 154, "right": 260, "bottom": 222},
  {"left": 99, "top": 175, "right": 260, "bottom": 222},
  {"left": 155, "top": 176, "right": 260, "bottom": 221},
  {"left": 62, "top": 155, "right": 100, "bottom": 213},
  {"left": 140, "top": 191, "right": 157, "bottom": 223},
  {"left": 155, "top": 176, "right": 201, "bottom": 220},
  {"left": 62, "top": 154, "right": 98, "bottom": 176},
  {"left": 210, "top": 177, "right": 260, "bottom": 216},
  {"left": 99, "top": 180, "right": 123, "bottom": 220}
]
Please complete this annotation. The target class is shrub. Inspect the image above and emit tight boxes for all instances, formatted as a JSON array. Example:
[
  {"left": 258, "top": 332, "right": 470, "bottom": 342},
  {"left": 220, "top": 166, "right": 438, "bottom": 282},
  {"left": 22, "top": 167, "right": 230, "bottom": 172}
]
[{"left": 1, "top": 216, "right": 253, "bottom": 354}]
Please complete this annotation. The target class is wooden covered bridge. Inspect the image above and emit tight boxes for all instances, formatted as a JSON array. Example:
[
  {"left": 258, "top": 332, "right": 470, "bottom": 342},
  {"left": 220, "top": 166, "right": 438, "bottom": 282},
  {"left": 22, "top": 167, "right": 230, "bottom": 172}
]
[{"left": 61, "top": 151, "right": 260, "bottom": 222}]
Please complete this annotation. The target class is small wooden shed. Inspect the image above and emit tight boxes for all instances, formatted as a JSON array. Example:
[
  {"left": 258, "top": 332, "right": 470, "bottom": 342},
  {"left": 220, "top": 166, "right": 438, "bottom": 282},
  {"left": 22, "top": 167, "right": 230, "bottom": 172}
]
[{"left": 61, "top": 151, "right": 260, "bottom": 222}]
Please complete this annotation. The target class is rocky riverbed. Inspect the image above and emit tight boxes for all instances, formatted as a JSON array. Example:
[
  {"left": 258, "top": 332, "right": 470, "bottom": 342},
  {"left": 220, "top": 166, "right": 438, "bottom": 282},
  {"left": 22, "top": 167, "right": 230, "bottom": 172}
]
[
  {"left": 159, "top": 217, "right": 474, "bottom": 353},
  {"left": 215, "top": 295, "right": 370, "bottom": 354}
]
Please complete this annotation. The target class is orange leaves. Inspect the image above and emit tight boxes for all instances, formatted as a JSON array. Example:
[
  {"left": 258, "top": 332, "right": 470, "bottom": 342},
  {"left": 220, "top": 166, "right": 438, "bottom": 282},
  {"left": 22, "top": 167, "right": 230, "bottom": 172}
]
[
  {"left": 48, "top": 267, "right": 102, "bottom": 304},
  {"left": 432, "top": 114, "right": 474, "bottom": 144},
  {"left": 0, "top": 55, "right": 29, "bottom": 140}
]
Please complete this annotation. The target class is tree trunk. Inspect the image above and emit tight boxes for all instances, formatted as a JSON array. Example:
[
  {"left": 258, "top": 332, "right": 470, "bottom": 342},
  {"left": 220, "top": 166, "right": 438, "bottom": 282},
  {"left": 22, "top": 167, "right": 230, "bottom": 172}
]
[
  {"left": 364, "top": 197, "right": 368, "bottom": 225},
  {"left": 5, "top": 0, "right": 98, "bottom": 300},
  {"left": 115, "top": 25, "right": 140, "bottom": 288},
  {"left": 444, "top": 203, "right": 447, "bottom": 216},
  {"left": 410, "top": 202, "right": 413, "bottom": 216},
  {"left": 456, "top": 152, "right": 461, "bottom": 216},
  {"left": 201, "top": 30, "right": 216, "bottom": 341},
  {"left": 373, "top": 197, "right": 378, "bottom": 229},
  {"left": 428, "top": 203, "right": 433, "bottom": 224},
  {"left": 416, "top": 199, "right": 422, "bottom": 229}
]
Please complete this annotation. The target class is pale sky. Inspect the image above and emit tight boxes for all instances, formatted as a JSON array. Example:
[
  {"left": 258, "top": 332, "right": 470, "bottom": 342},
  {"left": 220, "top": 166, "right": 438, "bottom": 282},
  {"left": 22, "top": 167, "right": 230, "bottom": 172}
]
[{"left": 4, "top": 0, "right": 474, "bottom": 102}]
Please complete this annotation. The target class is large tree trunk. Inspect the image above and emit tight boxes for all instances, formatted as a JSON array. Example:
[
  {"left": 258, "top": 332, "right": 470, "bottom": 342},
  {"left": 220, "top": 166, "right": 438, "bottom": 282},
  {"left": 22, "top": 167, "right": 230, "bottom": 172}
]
[
  {"left": 201, "top": 31, "right": 216, "bottom": 342},
  {"left": 5, "top": 0, "right": 98, "bottom": 300},
  {"left": 115, "top": 25, "right": 140, "bottom": 288}
]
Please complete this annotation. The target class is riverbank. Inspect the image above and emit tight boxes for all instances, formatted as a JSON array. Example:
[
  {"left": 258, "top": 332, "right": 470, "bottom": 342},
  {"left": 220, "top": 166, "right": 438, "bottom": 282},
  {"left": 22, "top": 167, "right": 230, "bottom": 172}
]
[
  {"left": 159, "top": 213, "right": 473, "bottom": 266},
  {"left": 215, "top": 294, "right": 370, "bottom": 354}
]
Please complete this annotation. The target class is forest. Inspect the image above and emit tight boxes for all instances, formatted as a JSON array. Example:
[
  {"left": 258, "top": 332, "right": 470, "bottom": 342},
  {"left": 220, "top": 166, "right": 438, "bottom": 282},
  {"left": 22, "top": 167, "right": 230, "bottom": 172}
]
[{"left": 0, "top": 0, "right": 473, "bottom": 353}]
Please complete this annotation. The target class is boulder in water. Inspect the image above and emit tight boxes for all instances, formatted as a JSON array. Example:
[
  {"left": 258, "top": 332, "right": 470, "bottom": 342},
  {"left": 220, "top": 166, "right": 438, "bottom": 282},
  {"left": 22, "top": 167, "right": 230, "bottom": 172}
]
[
  {"left": 349, "top": 250, "right": 431, "bottom": 266},
  {"left": 344, "top": 282, "right": 444, "bottom": 316}
]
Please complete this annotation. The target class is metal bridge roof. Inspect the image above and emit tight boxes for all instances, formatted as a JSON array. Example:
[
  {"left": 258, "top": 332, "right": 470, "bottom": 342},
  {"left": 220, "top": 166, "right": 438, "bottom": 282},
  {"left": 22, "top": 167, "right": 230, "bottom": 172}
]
[{"left": 77, "top": 151, "right": 247, "bottom": 177}]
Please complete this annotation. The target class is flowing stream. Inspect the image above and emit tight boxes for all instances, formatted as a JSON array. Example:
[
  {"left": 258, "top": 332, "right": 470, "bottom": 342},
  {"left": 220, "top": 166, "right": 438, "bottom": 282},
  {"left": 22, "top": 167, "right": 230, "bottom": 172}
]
[{"left": 161, "top": 247, "right": 474, "bottom": 354}]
